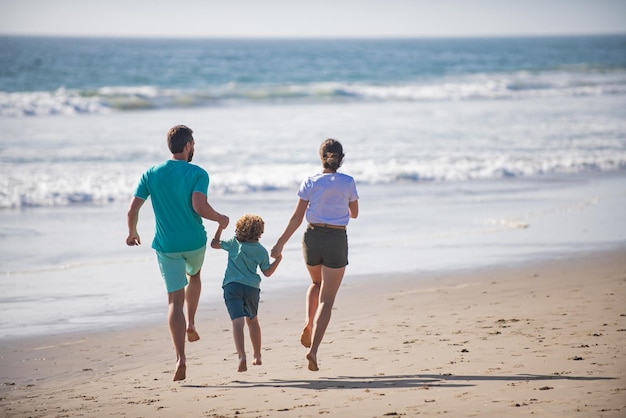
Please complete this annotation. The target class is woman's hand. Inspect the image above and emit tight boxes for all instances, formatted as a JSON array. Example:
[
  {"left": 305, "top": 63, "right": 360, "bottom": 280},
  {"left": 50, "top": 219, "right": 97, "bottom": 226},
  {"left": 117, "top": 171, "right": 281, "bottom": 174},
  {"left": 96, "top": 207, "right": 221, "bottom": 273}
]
[{"left": 270, "top": 244, "right": 283, "bottom": 259}]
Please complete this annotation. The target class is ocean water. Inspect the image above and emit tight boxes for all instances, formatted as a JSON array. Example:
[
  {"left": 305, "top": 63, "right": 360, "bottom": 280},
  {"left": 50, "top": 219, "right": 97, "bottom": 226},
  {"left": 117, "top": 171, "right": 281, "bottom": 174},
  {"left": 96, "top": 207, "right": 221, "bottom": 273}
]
[{"left": 0, "top": 36, "right": 625, "bottom": 339}]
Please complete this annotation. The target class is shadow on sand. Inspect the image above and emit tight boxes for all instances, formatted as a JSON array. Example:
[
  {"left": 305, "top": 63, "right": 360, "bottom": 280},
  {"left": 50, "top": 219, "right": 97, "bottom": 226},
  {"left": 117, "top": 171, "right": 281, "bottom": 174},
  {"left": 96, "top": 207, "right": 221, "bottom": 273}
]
[{"left": 182, "top": 372, "right": 616, "bottom": 390}]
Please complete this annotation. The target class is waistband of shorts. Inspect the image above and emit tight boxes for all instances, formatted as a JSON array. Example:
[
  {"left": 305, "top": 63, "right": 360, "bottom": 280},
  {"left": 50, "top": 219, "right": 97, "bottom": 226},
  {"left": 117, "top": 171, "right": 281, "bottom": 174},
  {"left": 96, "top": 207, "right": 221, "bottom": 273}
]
[{"left": 308, "top": 223, "right": 346, "bottom": 230}]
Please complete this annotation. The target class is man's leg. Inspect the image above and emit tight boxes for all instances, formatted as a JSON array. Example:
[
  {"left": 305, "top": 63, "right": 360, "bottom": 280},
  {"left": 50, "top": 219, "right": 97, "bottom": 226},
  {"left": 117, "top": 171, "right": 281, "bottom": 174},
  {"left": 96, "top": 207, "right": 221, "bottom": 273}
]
[
  {"left": 168, "top": 288, "right": 187, "bottom": 380},
  {"left": 185, "top": 270, "right": 201, "bottom": 341}
]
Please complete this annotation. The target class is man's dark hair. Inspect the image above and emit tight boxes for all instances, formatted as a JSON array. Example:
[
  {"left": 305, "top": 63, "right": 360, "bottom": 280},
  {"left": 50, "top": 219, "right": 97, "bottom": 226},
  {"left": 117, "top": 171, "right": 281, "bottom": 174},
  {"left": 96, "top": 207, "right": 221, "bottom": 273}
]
[{"left": 167, "top": 125, "right": 194, "bottom": 154}]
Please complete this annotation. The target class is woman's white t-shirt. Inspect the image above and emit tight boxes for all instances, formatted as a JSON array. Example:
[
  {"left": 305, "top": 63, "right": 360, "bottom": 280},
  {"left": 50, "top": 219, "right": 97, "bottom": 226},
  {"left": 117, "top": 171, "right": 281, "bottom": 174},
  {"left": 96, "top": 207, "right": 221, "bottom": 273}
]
[{"left": 297, "top": 172, "right": 359, "bottom": 226}]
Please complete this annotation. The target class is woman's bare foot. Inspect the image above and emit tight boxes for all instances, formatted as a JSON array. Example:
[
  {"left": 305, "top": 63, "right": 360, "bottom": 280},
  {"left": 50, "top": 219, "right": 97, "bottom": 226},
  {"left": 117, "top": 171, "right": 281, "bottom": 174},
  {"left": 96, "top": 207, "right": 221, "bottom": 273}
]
[
  {"left": 306, "top": 352, "right": 319, "bottom": 371},
  {"left": 238, "top": 356, "right": 247, "bottom": 372},
  {"left": 252, "top": 356, "right": 262, "bottom": 366},
  {"left": 300, "top": 327, "right": 311, "bottom": 348},
  {"left": 173, "top": 364, "right": 186, "bottom": 381},
  {"left": 186, "top": 327, "right": 200, "bottom": 342}
]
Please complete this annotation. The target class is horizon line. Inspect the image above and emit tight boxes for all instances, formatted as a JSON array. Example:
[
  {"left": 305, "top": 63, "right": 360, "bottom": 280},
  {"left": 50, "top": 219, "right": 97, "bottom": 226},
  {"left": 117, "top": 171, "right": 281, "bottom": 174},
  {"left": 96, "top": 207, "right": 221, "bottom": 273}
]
[{"left": 1, "top": 32, "right": 626, "bottom": 41}]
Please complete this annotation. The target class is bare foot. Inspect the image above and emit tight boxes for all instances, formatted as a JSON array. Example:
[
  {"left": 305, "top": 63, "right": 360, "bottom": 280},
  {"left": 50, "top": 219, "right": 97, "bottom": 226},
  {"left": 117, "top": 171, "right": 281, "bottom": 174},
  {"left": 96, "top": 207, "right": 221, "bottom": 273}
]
[
  {"left": 238, "top": 357, "right": 247, "bottom": 372},
  {"left": 253, "top": 356, "right": 262, "bottom": 366},
  {"left": 300, "top": 327, "right": 311, "bottom": 348},
  {"left": 173, "top": 364, "right": 186, "bottom": 381},
  {"left": 186, "top": 328, "right": 200, "bottom": 342},
  {"left": 306, "top": 352, "right": 319, "bottom": 371}
]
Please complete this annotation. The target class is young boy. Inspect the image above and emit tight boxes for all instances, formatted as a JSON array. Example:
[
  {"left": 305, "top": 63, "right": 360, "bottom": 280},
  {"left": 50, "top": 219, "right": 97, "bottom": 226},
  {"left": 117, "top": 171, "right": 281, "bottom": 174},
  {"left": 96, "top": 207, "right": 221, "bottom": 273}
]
[{"left": 211, "top": 214, "right": 282, "bottom": 372}]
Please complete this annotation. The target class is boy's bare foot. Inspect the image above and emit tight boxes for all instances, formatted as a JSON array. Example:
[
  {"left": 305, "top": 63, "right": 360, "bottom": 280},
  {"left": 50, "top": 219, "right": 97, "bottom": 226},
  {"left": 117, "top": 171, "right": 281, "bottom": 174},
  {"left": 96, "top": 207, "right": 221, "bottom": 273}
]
[
  {"left": 300, "top": 327, "right": 311, "bottom": 348},
  {"left": 186, "top": 328, "right": 200, "bottom": 342},
  {"left": 306, "top": 352, "right": 319, "bottom": 371},
  {"left": 238, "top": 357, "right": 247, "bottom": 372},
  {"left": 253, "top": 356, "right": 262, "bottom": 366},
  {"left": 173, "top": 365, "right": 186, "bottom": 381}
]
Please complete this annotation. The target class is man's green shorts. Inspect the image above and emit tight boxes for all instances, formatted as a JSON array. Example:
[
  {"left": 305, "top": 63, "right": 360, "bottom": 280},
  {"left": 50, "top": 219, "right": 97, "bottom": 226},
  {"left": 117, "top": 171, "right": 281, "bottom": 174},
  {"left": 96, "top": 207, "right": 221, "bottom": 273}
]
[{"left": 156, "top": 246, "right": 206, "bottom": 293}]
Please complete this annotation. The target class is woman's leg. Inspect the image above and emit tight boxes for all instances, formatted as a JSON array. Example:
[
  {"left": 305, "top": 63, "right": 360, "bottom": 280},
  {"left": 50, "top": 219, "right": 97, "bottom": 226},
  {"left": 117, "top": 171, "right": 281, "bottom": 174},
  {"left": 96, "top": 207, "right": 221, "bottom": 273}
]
[
  {"left": 301, "top": 264, "right": 322, "bottom": 347},
  {"left": 306, "top": 265, "right": 345, "bottom": 371}
]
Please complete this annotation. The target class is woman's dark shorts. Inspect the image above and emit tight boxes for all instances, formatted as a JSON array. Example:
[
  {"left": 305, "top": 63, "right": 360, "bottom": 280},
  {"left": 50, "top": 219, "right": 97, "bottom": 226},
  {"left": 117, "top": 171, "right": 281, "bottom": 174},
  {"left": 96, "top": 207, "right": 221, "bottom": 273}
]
[
  {"left": 223, "top": 282, "right": 260, "bottom": 320},
  {"left": 302, "top": 224, "right": 348, "bottom": 268}
]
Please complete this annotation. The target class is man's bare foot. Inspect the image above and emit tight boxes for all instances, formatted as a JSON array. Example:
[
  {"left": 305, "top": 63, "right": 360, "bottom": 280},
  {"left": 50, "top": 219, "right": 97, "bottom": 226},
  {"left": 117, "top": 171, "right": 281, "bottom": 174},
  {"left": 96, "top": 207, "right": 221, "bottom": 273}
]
[
  {"left": 238, "top": 357, "right": 247, "bottom": 372},
  {"left": 186, "top": 328, "right": 200, "bottom": 342},
  {"left": 173, "top": 365, "right": 186, "bottom": 381},
  {"left": 253, "top": 356, "right": 262, "bottom": 366},
  {"left": 306, "top": 352, "right": 319, "bottom": 371},
  {"left": 300, "top": 327, "right": 311, "bottom": 348}
]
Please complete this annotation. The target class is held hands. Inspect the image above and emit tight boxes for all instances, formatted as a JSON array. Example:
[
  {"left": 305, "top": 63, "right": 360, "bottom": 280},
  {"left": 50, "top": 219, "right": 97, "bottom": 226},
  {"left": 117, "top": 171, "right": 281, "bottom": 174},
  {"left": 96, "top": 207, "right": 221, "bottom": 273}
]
[
  {"left": 270, "top": 243, "right": 283, "bottom": 259},
  {"left": 219, "top": 214, "right": 230, "bottom": 230}
]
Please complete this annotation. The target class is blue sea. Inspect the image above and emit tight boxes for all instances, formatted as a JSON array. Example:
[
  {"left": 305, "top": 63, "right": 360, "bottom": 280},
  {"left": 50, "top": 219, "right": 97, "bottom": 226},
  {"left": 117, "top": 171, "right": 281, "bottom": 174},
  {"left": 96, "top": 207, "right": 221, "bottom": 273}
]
[{"left": 0, "top": 35, "right": 625, "bottom": 339}]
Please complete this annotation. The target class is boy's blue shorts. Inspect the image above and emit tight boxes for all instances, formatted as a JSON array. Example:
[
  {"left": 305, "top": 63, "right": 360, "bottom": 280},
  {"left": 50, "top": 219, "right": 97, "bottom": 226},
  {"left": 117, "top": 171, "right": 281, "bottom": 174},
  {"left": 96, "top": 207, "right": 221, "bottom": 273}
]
[
  {"left": 156, "top": 246, "right": 206, "bottom": 293},
  {"left": 223, "top": 282, "right": 260, "bottom": 320}
]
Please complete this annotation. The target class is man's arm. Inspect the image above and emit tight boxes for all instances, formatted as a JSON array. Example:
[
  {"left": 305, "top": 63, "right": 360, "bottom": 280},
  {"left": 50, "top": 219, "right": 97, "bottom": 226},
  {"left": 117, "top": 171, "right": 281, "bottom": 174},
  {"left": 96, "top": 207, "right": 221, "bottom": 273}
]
[
  {"left": 126, "top": 196, "right": 145, "bottom": 246},
  {"left": 191, "top": 191, "right": 229, "bottom": 229}
]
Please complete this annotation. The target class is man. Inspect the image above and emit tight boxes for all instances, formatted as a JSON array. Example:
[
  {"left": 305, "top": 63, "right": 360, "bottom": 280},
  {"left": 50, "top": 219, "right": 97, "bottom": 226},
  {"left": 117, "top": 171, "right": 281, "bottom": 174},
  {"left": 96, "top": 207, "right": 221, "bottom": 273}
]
[{"left": 126, "top": 125, "right": 229, "bottom": 381}]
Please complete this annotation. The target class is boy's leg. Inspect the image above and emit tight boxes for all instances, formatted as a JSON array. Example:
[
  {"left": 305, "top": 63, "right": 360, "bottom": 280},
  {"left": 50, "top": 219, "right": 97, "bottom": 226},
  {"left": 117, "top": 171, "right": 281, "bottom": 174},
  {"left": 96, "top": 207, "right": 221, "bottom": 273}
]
[
  {"left": 168, "top": 288, "right": 187, "bottom": 380},
  {"left": 185, "top": 270, "right": 201, "bottom": 341},
  {"left": 246, "top": 316, "right": 262, "bottom": 365},
  {"left": 302, "top": 264, "right": 322, "bottom": 348},
  {"left": 232, "top": 317, "right": 247, "bottom": 372}
]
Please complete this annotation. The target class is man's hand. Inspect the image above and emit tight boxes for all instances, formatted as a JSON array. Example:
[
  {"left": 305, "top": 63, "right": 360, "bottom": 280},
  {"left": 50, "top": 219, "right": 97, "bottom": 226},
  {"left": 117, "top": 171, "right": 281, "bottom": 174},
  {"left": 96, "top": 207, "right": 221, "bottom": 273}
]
[
  {"left": 126, "top": 233, "right": 141, "bottom": 246},
  {"left": 219, "top": 214, "right": 230, "bottom": 230}
]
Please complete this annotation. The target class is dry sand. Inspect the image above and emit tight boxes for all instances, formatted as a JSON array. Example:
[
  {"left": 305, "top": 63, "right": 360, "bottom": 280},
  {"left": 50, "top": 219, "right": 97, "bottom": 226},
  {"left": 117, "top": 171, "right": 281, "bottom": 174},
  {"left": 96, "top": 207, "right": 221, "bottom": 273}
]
[{"left": 1, "top": 249, "right": 625, "bottom": 417}]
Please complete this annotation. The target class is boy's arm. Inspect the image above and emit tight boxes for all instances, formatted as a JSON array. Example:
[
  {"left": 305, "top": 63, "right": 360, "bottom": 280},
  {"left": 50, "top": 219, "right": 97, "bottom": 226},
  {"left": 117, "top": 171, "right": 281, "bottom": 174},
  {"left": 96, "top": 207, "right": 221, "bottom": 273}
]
[
  {"left": 210, "top": 225, "right": 224, "bottom": 249},
  {"left": 261, "top": 254, "right": 282, "bottom": 277}
]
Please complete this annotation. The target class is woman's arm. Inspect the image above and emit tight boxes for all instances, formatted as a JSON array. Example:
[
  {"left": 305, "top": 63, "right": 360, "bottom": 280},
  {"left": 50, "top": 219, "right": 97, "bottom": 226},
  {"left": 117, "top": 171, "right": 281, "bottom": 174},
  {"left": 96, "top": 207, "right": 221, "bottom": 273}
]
[
  {"left": 270, "top": 198, "right": 308, "bottom": 258},
  {"left": 349, "top": 199, "right": 359, "bottom": 219}
]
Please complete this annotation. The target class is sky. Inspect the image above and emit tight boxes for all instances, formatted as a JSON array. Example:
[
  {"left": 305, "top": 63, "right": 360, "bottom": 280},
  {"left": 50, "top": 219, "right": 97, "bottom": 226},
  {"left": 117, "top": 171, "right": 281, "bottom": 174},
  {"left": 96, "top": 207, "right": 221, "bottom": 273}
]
[{"left": 0, "top": 0, "right": 625, "bottom": 38}]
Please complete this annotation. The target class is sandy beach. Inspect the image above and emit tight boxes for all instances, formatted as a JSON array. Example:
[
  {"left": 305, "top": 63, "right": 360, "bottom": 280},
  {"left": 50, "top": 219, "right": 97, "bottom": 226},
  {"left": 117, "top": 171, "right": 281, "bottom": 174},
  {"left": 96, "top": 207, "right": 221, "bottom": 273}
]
[{"left": 1, "top": 248, "right": 624, "bottom": 417}]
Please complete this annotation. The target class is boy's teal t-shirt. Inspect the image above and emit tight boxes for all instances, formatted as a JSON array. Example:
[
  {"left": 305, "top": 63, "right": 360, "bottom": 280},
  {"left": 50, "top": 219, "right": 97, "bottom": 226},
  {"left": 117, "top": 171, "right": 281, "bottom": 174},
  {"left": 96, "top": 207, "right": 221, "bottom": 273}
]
[
  {"left": 134, "top": 159, "right": 209, "bottom": 253},
  {"left": 220, "top": 237, "right": 271, "bottom": 289}
]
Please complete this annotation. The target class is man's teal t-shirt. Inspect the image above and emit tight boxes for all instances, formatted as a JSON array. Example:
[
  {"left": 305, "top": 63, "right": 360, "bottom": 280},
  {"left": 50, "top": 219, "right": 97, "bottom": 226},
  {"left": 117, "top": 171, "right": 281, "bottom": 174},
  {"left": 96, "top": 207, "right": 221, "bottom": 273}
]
[
  {"left": 134, "top": 159, "right": 209, "bottom": 253},
  {"left": 220, "top": 237, "right": 271, "bottom": 289}
]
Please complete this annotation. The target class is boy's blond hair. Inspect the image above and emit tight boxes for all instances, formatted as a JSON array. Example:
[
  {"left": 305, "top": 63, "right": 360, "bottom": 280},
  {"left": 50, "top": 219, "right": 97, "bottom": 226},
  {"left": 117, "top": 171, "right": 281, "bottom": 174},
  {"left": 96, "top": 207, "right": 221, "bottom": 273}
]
[{"left": 235, "top": 214, "right": 265, "bottom": 242}]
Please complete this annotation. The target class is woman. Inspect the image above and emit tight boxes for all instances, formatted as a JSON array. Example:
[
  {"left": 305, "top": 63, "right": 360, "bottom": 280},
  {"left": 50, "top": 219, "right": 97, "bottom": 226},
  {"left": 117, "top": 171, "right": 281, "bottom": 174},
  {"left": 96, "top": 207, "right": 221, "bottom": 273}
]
[{"left": 271, "top": 138, "right": 359, "bottom": 371}]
